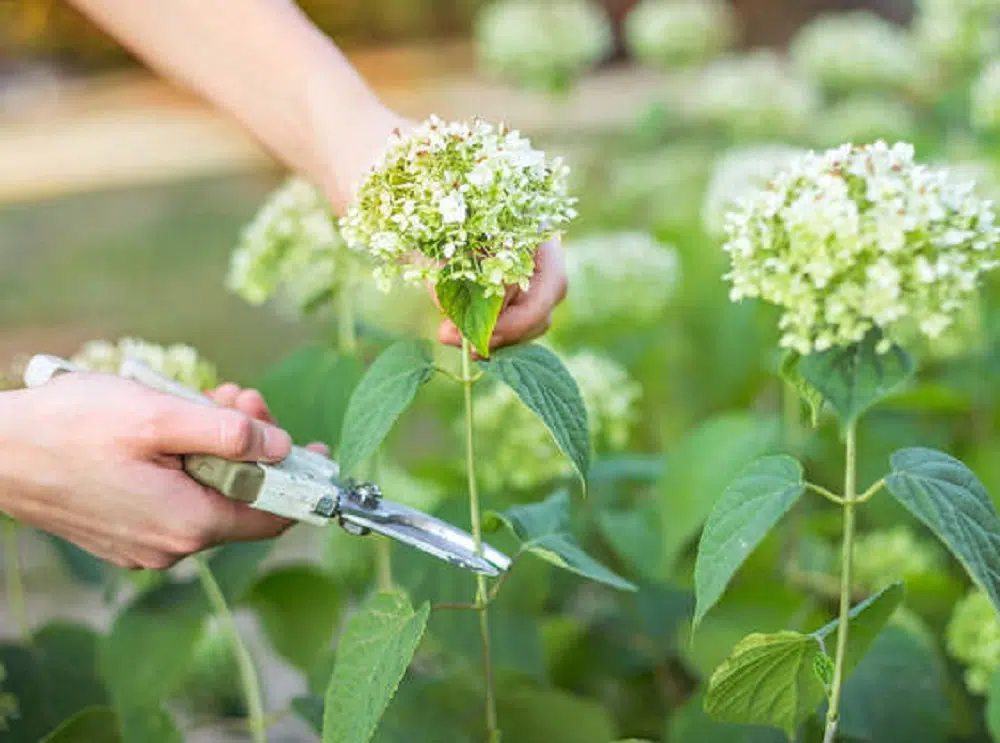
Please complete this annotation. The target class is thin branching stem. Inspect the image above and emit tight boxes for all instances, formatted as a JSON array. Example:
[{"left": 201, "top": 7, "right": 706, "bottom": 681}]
[
  {"left": 824, "top": 423, "right": 858, "bottom": 743},
  {"left": 461, "top": 337, "right": 499, "bottom": 742},
  {"left": 806, "top": 482, "right": 846, "bottom": 506},
  {"left": 196, "top": 559, "right": 267, "bottom": 743},
  {"left": 856, "top": 478, "right": 885, "bottom": 505},
  {"left": 432, "top": 555, "right": 520, "bottom": 612},
  {"left": 3, "top": 520, "right": 29, "bottom": 643}
]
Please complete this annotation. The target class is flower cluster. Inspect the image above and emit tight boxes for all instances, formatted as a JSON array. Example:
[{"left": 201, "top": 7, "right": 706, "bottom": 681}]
[
  {"left": 473, "top": 350, "right": 641, "bottom": 490},
  {"left": 913, "top": 0, "right": 1000, "bottom": 71},
  {"left": 683, "top": 50, "right": 819, "bottom": 139},
  {"left": 71, "top": 337, "right": 219, "bottom": 391},
  {"left": 812, "top": 96, "right": 918, "bottom": 148},
  {"left": 851, "top": 527, "right": 942, "bottom": 591},
  {"left": 972, "top": 60, "right": 1000, "bottom": 133},
  {"left": 473, "top": 0, "right": 612, "bottom": 91},
  {"left": 722, "top": 141, "right": 1000, "bottom": 354},
  {"left": 624, "top": 0, "right": 736, "bottom": 70},
  {"left": 560, "top": 231, "right": 681, "bottom": 325},
  {"left": 702, "top": 145, "right": 805, "bottom": 238},
  {"left": 947, "top": 590, "right": 1000, "bottom": 694},
  {"left": 228, "top": 176, "right": 364, "bottom": 314},
  {"left": 789, "top": 12, "right": 926, "bottom": 95},
  {"left": 340, "top": 116, "right": 577, "bottom": 297}
]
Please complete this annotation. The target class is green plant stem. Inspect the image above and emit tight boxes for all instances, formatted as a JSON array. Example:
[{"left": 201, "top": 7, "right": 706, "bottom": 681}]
[
  {"left": 461, "top": 337, "right": 499, "bottom": 743},
  {"left": 3, "top": 520, "right": 29, "bottom": 643},
  {"left": 806, "top": 482, "right": 846, "bottom": 506},
  {"left": 824, "top": 423, "right": 858, "bottom": 743},
  {"left": 196, "top": 559, "right": 267, "bottom": 743},
  {"left": 431, "top": 555, "right": 520, "bottom": 612},
  {"left": 856, "top": 478, "right": 885, "bottom": 505},
  {"left": 338, "top": 274, "right": 357, "bottom": 354}
]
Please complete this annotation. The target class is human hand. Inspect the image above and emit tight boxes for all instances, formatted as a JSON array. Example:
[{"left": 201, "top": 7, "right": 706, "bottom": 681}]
[{"left": 0, "top": 373, "right": 305, "bottom": 570}]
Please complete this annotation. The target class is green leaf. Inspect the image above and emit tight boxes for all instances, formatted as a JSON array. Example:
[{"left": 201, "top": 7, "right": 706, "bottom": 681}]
[
  {"left": 245, "top": 565, "right": 342, "bottom": 672},
  {"left": 486, "top": 490, "right": 636, "bottom": 591},
  {"left": 480, "top": 343, "right": 591, "bottom": 484},
  {"left": 257, "top": 346, "right": 364, "bottom": 452},
  {"left": 659, "top": 413, "right": 781, "bottom": 574},
  {"left": 116, "top": 707, "right": 181, "bottom": 743},
  {"left": 885, "top": 448, "right": 1000, "bottom": 613},
  {"left": 41, "top": 707, "right": 120, "bottom": 743},
  {"left": 694, "top": 456, "right": 806, "bottom": 628},
  {"left": 779, "top": 351, "right": 824, "bottom": 427},
  {"left": 988, "top": 670, "right": 1000, "bottom": 742},
  {"left": 322, "top": 591, "right": 430, "bottom": 743},
  {"left": 338, "top": 340, "right": 435, "bottom": 475},
  {"left": 795, "top": 330, "right": 915, "bottom": 426},
  {"left": 813, "top": 653, "right": 834, "bottom": 694},
  {"left": 667, "top": 691, "right": 787, "bottom": 743},
  {"left": 705, "top": 583, "right": 903, "bottom": 736},
  {"left": 435, "top": 278, "right": 504, "bottom": 358},
  {"left": 293, "top": 694, "right": 324, "bottom": 735}
]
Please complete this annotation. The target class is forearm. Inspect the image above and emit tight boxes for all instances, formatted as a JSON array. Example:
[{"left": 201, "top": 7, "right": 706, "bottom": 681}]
[{"left": 69, "top": 0, "right": 402, "bottom": 211}]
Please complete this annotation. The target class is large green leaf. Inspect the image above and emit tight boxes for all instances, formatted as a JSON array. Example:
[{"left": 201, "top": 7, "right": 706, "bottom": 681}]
[
  {"left": 436, "top": 278, "right": 504, "bottom": 358},
  {"left": 480, "top": 343, "right": 591, "bottom": 484},
  {"left": 486, "top": 490, "right": 636, "bottom": 591},
  {"left": 704, "top": 583, "right": 903, "bottom": 736},
  {"left": 40, "top": 707, "right": 120, "bottom": 743},
  {"left": 886, "top": 448, "right": 1000, "bottom": 613},
  {"left": 659, "top": 413, "right": 782, "bottom": 574},
  {"left": 338, "top": 340, "right": 435, "bottom": 475},
  {"left": 322, "top": 591, "right": 430, "bottom": 743},
  {"left": 245, "top": 565, "right": 342, "bottom": 672},
  {"left": 257, "top": 345, "right": 364, "bottom": 452},
  {"left": 694, "top": 456, "right": 806, "bottom": 628},
  {"left": 794, "top": 330, "right": 915, "bottom": 427},
  {"left": 0, "top": 623, "right": 109, "bottom": 743},
  {"left": 667, "top": 692, "right": 787, "bottom": 743}
]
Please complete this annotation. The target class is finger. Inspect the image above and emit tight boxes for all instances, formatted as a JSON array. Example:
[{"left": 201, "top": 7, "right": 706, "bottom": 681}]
[
  {"left": 437, "top": 319, "right": 463, "bottom": 348},
  {"left": 204, "top": 490, "right": 294, "bottom": 542},
  {"left": 208, "top": 383, "right": 241, "bottom": 408},
  {"left": 492, "top": 240, "right": 566, "bottom": 346},
  {"left": 306, "top": 442, "right": 330, "bottom": 456},
  {"left": 234, "top": 389, "right": 276, "bottom": 424},
  {"left": 138, "top": 399, "right": 292, "bottom": 462}
]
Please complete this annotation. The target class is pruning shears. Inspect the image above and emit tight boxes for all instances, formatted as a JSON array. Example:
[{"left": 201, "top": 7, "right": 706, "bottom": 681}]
[{"left": 22, "top": 354, "right": 511, "bottom": 577}]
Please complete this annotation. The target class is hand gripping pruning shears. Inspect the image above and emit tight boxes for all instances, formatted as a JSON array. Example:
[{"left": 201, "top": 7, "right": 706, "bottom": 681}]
[{"left": 22, "top": 354, "right": 511, "bottom": 577}]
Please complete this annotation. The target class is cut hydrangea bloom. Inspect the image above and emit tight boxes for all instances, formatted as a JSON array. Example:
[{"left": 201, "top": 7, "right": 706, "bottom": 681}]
[
  {"left": 702, "top": 144, "right": 805, "bottom": 238},
  {"left": 71, "top": 337, "right": 219, "bottom": 391},
  {"left": 947, "top": 590, "right": 1000, "bottom": 694},
  {"left": 473, "top": 350, "right": 640, "bottom": 490},
  {"left": 851, "top": 527, "right": 942, "bottom": 591},
  {"left": 473, "top": 0, "right": 612, "bottom": 91},
  {"left": 340, "top": 115, "right": 577, "bottom": 298},
  {"left": 972, "top": 60, "right": 1000, "bottom": 133},
  {"left": 227, "top": 176, "right": 365, "bottom": 314},
  {"left": 789, "top": 11, "right": 927, "bottom": 94},
  {"left": 624, "top": 0, "right": 736, "bottom": 70},
  {"left": 561, "top": 231, "right": 681, "bottom": 325},
  {"left": 682, "top": 50, "right": 819, "bottom": 139},
  {"left": 722, "top": 141, "right": 1000, "bottom": 354}
]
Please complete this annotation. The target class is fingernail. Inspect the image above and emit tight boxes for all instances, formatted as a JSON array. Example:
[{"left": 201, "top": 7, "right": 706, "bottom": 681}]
[{"left": 262, "top": 425, "right": 292, "bottom": 461}]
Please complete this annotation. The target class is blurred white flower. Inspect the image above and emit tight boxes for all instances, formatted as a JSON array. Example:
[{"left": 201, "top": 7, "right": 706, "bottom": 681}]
[
  {"left": 340, "top": 116, "right": 577, "bottom": 297},
  {"left": 682, "top": 50, "right": 819, "bottom": 139},
  {"left": 948, "top": 590, "right": 1000, "bottom": 694},
  {"left": 72, "top": 337, "right": 219, "bottom": 391},
  {"left": 474, "top": 0, "right": 612, "bottom": 91},
  {"left": 702, "top": 144, "right": 805, "bottom": 238},
  {"left": 811, "top": 95, "right": 918, "bottom": 148},
  {"left": 972, "top": 60, "right": 1000, "bottom": 132},
  {"left": 790, "top": 11, "right": 926, "bottom": 94},
  {"left": 228, "top": 176, "right": 365, "bottom": 314},
  {"left": 624, "top": 0, "right": 736, "bottom": 70},
  {"left": 913, "top": 0, "right": 1000, "bottom": 71},
  {"left": 560, "top": 231, "right": 681, "bottom": 325},
  {"left": 474, "top": 350, "right": 641, "bottom": 490},
  {"left": 723, "top": 141, "right": 1000, "bottom": 354}
]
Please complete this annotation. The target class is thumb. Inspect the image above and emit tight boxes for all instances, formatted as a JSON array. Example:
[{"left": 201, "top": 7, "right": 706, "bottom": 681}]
[{"left": 139, "top": 400, "right": 292, "bottom": 462}]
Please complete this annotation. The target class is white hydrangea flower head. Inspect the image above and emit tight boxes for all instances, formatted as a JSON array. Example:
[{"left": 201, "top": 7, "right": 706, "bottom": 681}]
[
  {"left": 722, "top": 141, "right": 1000, "bottom": 355},
  {"left": 702, "top": 144, "right": 805, "bottom": 238},
  {"left": 72, "top": 337, "right": 219, "bottom": 391},
  {"left": 474, "top": 350, "right": 641, "bottom": 490},
  {"left": 972, "top": 60, "right": 1000, "bottom": 133},
  {"left": 812, "top": 96, "right": 918, "bottom": 148},
  {"left": 474, "top": 0, "right": 612, "bottom": 90},
  {"left": 683, "top": 50, "right": 819, "bottom": 139},
  {"left": 228, "top": 176, "right": 365, "bottom": 314},
  {"left": 340, "top": 116, "right": 577, "bottom": 297},
  {"left": 624, "top": 0, "right": 736, "bottom": 70},
  {"left": 851, "top": 527, "right": 942, "bottom": 591},
  {"left": 789, "top": 11, "right": 927, "bottom": 94},
  {"left": 560, "top": 231, "right": 681, "bottom": 325},
  {"left": 913, "top": 0, "right": 1000, "bottom": 70},
  {"left": 947, "top": 590, "right": 1000, "bottom": 694}
]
